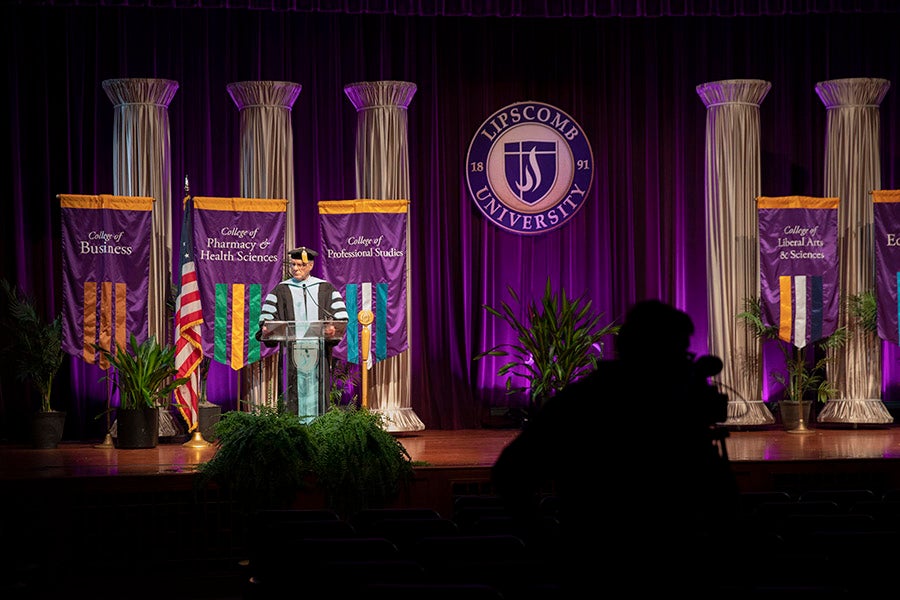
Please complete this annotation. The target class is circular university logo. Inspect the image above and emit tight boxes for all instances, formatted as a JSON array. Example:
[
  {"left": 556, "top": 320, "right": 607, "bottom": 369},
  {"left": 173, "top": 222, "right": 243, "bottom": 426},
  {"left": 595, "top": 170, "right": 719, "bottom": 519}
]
[{"left": 465, "top": 101, "right": 593, "bottom": 235}]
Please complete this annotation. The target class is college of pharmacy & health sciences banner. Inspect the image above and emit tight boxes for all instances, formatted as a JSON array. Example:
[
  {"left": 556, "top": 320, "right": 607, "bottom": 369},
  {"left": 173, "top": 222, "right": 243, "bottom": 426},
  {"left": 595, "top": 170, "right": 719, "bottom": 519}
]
[{"left": 191, "top": 197, "right": 287, "bottom": 370}]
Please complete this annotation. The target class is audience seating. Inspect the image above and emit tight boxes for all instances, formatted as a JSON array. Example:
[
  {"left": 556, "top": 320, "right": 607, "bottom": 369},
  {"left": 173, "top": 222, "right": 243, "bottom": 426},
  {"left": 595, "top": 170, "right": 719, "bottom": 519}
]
[{"left": 238, "top": 490, "right": 900, "bottom": 599}]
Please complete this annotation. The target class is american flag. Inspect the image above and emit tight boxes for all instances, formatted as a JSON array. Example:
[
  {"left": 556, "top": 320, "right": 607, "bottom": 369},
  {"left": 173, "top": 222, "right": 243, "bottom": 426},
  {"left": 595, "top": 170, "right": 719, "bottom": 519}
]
[{"left": 174, "top": 196, "right": 203, "bottom": 431}]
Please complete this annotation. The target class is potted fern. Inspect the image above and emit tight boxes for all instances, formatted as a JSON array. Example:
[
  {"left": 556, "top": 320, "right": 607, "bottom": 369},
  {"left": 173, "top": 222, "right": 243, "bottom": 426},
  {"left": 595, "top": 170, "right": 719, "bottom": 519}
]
[
  {"left": 95, "top": 334, "right": 188, "bottom": 448},
  {"left": 196, "top": 406, "right": 319, "bottom": 512},
  {"left": 196, "top": 402, "right": 414, "bottom": 518},
  {"left": 0, "top": 278, "right": 65, "bottom": 448},
  {"left": 308, "top": 403, "right": 415, "bottom": 517},
  {"left": 737, "top": 297, "right": 846, "bottom": 430},
  {"left": 475, "top": 277, "right": 620, "bottom": 421}
]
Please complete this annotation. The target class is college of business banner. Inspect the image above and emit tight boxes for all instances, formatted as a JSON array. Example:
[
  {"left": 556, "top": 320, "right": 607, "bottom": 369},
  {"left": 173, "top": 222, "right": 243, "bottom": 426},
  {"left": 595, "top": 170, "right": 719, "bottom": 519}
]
[
  {"left": 758, "top": 196, "right": 839, "bottom": 348},
  {"left": 192, "top": 197, "right": 287, "bottom": 370},
  {"left": 59, "top": 194, "right": 154, "bottom": 368},
  {"left": 873, "top": 190, "right": 900, "bottom": 345},
  {"left": 318, "top": 199, "right": 408, "bottom": 364}
]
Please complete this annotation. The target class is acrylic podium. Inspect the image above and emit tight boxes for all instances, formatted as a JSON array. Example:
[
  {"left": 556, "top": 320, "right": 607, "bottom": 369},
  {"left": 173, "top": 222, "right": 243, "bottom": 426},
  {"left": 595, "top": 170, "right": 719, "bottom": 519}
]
[{"left": 258, "top": 320, "right": 346, "bottom": 422}]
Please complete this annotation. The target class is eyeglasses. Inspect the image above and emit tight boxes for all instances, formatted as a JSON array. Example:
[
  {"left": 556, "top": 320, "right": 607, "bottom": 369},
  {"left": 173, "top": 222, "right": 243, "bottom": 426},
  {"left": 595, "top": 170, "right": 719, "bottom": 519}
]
[{"left": 286, "top": 261, "right": 312, "bottom": 269}]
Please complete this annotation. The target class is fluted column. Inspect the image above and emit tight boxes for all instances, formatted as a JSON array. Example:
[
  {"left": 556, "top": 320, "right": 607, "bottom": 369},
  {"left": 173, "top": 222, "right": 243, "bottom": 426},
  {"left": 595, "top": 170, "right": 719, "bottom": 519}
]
[
  {"left": 697, "top": 79, "right": 774, "bottom": 425},
  {"left": 227, "top": 80, "right": 302, "bottom": 411},
  {"left": 816, "top": 77, "right": 892, "bottom": 424},
  {"left": 344, "top": 81, "right": 424, "bottom": 432}
]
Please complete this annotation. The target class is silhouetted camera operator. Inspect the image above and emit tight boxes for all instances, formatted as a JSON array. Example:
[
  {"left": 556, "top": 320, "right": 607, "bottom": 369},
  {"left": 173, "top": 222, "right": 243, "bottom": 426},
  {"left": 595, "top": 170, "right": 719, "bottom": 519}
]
[{"left": 492, "top": 299, "right": 737, "bottom": 596}]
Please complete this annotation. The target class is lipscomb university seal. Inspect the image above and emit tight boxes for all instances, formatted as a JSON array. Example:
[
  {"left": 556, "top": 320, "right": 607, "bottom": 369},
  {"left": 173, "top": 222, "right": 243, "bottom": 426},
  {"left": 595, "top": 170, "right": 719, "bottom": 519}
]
[{"left": 465, "top": 101, "right": 593, "bottom": 235}]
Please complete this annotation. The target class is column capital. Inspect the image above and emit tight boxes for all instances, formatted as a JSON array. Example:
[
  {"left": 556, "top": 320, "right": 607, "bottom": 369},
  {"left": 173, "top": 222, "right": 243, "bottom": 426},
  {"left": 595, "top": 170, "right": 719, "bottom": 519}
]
[
  {"left": 226, "top": 81, "right": 302, "bottom": 111},
  {"left": 344, "top": 80, "right": 417, "bottom": 111}
]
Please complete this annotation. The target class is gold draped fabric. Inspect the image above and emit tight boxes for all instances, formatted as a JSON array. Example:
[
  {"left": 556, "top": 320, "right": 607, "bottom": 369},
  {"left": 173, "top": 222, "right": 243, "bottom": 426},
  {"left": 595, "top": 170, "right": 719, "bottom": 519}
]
[
  {"left": 697, "top": 79, "right": 774, "bottom": 425},
  {"left": 344, "top": 80, "right": 424, "bottom": 432},
  {"left": 816, "top": 77, "right": 893, "bottom": 424},
  {"left": 103, "top": 78, "right": 180, "bottom": 436},
  {"left": 227, "top": 80, "right": 302, "bottom": 411}
]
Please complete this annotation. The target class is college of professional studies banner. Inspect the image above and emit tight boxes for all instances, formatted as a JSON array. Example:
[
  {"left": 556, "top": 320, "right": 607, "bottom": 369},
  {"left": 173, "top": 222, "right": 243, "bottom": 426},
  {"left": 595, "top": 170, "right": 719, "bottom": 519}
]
[
  {"left": 318, "top": 199, "right": 409, "bottom": 364},
  {"left": 758, "top": 196, "right": 840, "bottom": 349},
  {"left": 59, "top": 194, "right": 153, "bottom": 368},
  {"left": 192, "top": 197, "right": 287, "bottom": 370},
  {"left": 873, "top": 190, "right": 900, "bottom": 345}
]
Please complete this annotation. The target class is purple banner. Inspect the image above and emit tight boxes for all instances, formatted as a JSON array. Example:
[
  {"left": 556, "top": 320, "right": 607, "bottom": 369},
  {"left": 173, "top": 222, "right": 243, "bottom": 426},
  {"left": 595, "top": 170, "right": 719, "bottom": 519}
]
[
  {"left": 318, "top": 199, "right": 408, "bottom": 363},
  {"left": 193, "top": 197, "right": 287, "bottom": 370},
  {"left": 59, "top": 194, "right": 153, "bottom": 367},
  {"left": 758, "top": 196, "right": 839, "bottom": 349},
  {"left": 874, "top": 190, "right": 900, "bottom": 345}
]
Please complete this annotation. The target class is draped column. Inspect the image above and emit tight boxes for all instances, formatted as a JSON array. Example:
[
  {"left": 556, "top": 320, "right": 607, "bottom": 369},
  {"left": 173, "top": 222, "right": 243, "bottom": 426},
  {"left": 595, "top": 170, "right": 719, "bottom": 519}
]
[
  {"left": 816, "top": 78, "right": 893, "bottom": 424},
  {"left": 697, "top": 79, "right": 774, "bottom": 425},
  {"left": 102, "top": 78, "right": 178, "bottom": 347},
  {"left": 103, "top": 78, "right": 180, "bottom": 436},
  {"left": 344, "top": 81, "right": 424, "bottom": 432},
  {"left": 227, "top": 80, "right": 302, "bottom": 411}
]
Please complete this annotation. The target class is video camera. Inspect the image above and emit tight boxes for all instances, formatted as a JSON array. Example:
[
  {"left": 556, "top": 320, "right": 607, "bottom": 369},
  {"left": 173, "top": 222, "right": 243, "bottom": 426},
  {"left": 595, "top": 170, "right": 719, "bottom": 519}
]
[{"left": 690, "top": 354, "right": 729, "bottom": 426}]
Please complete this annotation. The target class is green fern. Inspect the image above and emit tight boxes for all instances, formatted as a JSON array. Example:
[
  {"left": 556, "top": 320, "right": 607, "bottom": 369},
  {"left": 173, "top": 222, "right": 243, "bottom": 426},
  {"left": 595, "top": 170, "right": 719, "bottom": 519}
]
[
  {"left": 196, "top": 407, "right": 318, "bottom": 511},
  {"left": 308, "top": 404, "right": 414, "bottom": 517}
]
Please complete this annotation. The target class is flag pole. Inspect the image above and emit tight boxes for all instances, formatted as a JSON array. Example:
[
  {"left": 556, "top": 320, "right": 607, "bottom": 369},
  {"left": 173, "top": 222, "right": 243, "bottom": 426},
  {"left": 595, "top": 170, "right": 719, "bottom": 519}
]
[
  {"left": 93, "top": 374, "right": 115, "bottom": 448},
  {"left": 180, "top": 175, "right": 212, "bottom": 449}
]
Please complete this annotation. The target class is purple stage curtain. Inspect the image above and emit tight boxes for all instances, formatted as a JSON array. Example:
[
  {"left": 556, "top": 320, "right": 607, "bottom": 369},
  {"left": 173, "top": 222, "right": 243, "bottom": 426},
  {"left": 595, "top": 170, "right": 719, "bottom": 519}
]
[{"left": 2, "top": 5, "right": 899, "bottom": 439}]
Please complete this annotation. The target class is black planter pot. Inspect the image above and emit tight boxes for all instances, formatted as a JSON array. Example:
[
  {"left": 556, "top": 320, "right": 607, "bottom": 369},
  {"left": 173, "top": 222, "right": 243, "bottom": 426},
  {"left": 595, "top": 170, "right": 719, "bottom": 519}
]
[
  {"left": 30, "top": 411, "right": 66, "bottom": 449},
  {"left": 116, "top": 406, "right": 160, "bottom": 449},
  {"left": 199, "top": 403, "right": 221, "bottom": 442}
]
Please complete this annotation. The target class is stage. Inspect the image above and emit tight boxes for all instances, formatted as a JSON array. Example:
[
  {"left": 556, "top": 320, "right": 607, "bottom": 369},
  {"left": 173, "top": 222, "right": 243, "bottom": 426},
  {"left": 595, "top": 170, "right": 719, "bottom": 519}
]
[{"left": 4, "top": 425, "right": 900, "bottom": 503}]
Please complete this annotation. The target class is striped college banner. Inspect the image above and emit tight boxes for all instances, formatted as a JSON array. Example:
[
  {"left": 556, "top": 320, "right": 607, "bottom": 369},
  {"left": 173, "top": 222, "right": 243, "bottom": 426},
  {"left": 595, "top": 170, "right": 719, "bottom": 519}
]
[
  {"left": 873, "top": 190, "right": 900, "bottom": 345},
  {"left": 777, "top": 275, "right": 825, "bottom": 347},
  {"left": 758, "top": 196, "right": 839, "bottom": 349},
  {"left": 344, "top": 282, "right": 389, "bottom": 363},
  {"left": 318, "top": 199, "right": 409, "bottom": 364},
  {"left": 59, "top": 194, "right": 153, "bottom": 368},
  {"left": 192, "top": 196, "right": 287, "bottom": 370}
]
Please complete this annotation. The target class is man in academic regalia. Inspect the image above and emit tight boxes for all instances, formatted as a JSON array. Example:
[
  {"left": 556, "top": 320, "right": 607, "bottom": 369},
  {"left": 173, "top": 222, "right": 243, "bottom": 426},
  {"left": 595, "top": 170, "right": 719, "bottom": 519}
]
[{"left": 257, "top": 246, "right": 349, "bottom": 417}]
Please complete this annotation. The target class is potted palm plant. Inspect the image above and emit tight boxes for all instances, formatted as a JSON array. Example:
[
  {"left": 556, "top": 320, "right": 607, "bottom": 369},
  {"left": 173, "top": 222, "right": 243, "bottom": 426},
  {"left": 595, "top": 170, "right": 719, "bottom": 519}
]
[
  {"left": 95, "top": 334, "right": 188, "bottom": 448},
  {"left": 845, "top": 289, "right": 879, "bottom": 381},
  {"left": 737, "top": 296, "right": 846, "bottom": 430},
  {"left": 0, "top": 278, "right": 66, "bottom": 448},
  {"left": 475, "top": 276, "right": 620, "bottom": 422}
]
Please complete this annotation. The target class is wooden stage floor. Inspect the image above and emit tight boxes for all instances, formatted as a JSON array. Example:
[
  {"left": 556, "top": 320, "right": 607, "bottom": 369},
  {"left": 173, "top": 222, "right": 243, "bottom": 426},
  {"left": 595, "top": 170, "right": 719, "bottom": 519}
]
[{"left": 4, "top": 425, "right": 900, "bottom": 497}]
